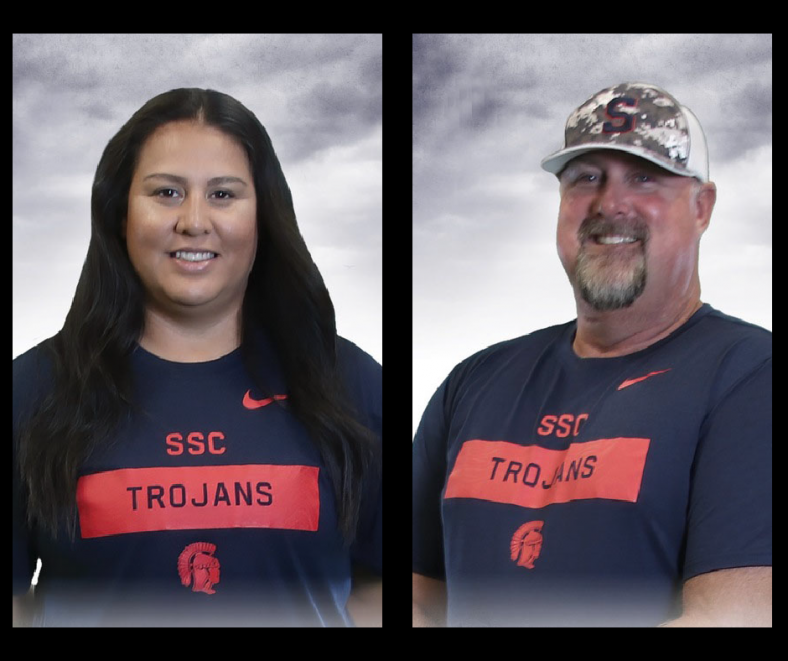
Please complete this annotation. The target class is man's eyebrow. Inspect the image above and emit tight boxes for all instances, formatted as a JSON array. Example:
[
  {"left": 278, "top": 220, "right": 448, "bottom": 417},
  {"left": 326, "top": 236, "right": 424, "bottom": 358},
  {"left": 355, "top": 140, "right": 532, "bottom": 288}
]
[
  {"left": 559, "top": 161, "right": 600, "bottom": 179},
  {"left": 564, "top": 158, "right": 602, "bottom": 171},
  {"left": 143, "top": 173, "right": 248, "bottom": 187},
  {"left": 560, "top": 157, "right": 669, "bottom": 180}
]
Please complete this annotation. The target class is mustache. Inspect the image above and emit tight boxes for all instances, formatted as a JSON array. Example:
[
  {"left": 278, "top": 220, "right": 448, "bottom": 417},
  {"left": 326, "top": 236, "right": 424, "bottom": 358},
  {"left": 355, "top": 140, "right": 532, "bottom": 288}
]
[{"left": 577, "top": 217, "right": 650, "bottom": 244}]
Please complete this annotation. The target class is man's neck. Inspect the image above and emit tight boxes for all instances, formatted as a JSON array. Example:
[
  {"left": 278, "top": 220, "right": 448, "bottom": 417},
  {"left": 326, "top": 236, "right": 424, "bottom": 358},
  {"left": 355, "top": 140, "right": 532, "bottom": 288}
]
[{"left": 573, "top": 297, "right": 703, "bottom": 358}]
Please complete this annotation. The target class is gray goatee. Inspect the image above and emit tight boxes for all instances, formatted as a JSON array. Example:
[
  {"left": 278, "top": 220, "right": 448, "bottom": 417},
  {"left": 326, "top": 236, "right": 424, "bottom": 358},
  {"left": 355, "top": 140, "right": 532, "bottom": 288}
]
[{"left": 574, "top": 218, "right": 649, "bottom": 311}]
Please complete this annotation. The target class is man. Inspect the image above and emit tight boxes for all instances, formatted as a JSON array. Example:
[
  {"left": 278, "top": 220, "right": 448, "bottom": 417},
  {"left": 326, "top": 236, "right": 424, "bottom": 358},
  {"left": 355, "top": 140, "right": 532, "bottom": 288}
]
[{"left": 412, "top": 83, "right": 771, "bottom": 627}]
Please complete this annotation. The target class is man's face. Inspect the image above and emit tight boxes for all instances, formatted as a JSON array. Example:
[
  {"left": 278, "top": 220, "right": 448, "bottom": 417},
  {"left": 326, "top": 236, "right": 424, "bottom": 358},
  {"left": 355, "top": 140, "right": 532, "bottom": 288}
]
[{"left": 556, "top": 151, "right": 715, "bottom": 312}]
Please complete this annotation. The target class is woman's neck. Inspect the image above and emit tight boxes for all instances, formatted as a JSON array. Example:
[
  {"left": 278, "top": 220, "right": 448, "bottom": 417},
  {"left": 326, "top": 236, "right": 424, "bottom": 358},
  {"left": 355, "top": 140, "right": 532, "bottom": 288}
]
[{"left": 138, "top": 306, "right": 243, "bottom": 362}]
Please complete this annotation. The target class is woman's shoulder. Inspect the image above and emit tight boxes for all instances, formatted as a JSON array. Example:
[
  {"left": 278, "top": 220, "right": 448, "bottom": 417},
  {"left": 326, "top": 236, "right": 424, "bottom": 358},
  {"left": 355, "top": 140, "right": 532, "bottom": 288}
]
[
  {"left": 13, "top": 336, "right": 57, "bottom": 388},
  {"left": 336, "top": 337, "right": 381, "bottom": 434},
  {"left": 13, "top": 336, "right": 57, "bottom": 432},
  {"left": 337, "top": 336, "right": 381, "bottom": 374}
]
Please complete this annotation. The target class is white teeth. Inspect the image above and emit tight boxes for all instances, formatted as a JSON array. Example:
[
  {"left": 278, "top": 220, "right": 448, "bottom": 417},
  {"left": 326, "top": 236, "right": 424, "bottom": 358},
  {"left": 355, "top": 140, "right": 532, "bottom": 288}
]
[
  {"left": 596, "top": 236, "right": 637, "bottom": 245},
  {"left": 174, "top": 251, "right": 216, "bottom": 261}
]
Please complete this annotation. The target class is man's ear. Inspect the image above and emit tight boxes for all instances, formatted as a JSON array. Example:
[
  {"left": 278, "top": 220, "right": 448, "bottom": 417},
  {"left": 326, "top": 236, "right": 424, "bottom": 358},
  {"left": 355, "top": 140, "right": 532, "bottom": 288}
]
[{"left": 695, "top": 181, "right": 717, "bottom": 235}]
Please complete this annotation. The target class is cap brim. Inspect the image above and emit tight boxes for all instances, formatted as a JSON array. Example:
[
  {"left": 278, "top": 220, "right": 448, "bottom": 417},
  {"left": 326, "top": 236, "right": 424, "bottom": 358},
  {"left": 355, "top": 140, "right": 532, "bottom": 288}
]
[{"left": 540, "top": 144, "right": 705, "bottom": 181}]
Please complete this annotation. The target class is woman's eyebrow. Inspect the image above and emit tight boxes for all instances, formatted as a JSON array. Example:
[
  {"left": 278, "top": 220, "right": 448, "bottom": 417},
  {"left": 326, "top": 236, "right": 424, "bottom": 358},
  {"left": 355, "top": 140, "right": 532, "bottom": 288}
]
[{"left": 143, "top": 173, "right": 248, "bottom": 187}]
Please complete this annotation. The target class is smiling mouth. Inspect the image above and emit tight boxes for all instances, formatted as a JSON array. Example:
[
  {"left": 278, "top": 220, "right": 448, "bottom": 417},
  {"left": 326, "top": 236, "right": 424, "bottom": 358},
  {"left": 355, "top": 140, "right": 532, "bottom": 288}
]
[
  {"left": 590, "top": 234, "right": 640, "bottom": 246},
  {"left": 579, "top": 218, "right": 648, "bottom": 248},
  {"left": 169, "top": 251, "right": 218, "bottom": 261}
]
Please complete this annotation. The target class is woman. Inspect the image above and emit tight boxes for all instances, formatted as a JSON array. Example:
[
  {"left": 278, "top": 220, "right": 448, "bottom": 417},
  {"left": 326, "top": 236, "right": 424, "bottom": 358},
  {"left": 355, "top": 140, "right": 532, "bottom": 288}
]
[{"left": 13, "top": 88, "right": 382, "bottom": 627}]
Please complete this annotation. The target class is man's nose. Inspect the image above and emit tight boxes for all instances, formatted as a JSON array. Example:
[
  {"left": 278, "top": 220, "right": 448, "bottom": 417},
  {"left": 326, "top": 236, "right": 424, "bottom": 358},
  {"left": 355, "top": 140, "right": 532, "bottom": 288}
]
[{"left": 590, "top": 178, "right": 635, "bottom": 219}]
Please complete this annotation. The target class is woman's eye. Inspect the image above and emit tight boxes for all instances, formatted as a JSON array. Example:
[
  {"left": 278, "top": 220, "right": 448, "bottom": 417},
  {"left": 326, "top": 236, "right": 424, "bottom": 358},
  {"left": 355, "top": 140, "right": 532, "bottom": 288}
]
[{"left": 152, "top": 189, "right": 235, "bottom": 201}]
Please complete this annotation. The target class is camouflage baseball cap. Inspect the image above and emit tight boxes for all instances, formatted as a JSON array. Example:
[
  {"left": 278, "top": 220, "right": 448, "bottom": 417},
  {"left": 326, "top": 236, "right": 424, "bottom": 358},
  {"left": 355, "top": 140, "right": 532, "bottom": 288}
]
[{"left": 541, "top": 82, "right": 709, "bottom": 182}]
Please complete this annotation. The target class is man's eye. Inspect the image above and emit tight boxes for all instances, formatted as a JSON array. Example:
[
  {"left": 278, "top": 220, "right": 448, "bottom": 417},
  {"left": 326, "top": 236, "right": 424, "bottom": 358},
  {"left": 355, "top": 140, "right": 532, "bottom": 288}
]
[
  {"left": 633, "top": 174, "right": 655, "bottom": 183},
  {"left": 577, "top": 173, "right": 599, "bottom": 183}
]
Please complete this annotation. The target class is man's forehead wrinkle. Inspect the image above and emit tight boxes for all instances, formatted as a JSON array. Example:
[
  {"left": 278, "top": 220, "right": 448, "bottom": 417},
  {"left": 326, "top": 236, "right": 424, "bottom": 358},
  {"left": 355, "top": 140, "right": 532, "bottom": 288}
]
[
  {"left": 565, "top": 160, "right": 601, "bottom": 173},
  {"left": 566, "top": 152, "right": 672, "bottom": 175},
  {"left": 572, "top": 152, "right": 648, "bottom": 167}
]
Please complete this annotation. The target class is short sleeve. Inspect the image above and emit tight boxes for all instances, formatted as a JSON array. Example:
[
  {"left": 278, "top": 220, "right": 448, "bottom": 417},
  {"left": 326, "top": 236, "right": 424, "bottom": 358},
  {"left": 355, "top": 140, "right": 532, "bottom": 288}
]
[
  {"left": 13, "top": 347, "right": 49, "bottom": 596},
  {"left": 340, "top": 339, "right": 382, "bottom": 575},
  {"left": 13, "top": 462, "right": 37, "bottom": 596},
  {"left": 683, "top": 357, "right": 772, "bottom": 580},
  {"left": 350, "top": 476, "right": 382, "bottom": 575},
  {"left": 337, "top": 338, "right": 381, "bottom": 439},
  {"left": 412, "top": 377, "right": 451, "bottom": 580}
]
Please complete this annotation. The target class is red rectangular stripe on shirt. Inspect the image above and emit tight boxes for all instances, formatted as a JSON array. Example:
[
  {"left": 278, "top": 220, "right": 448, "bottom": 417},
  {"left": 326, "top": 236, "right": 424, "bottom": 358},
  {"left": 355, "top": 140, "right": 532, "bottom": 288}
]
[
  {"left": 444, "top": 438, "right": 650, "bottom": 509},
  {"left": 77, "top": 464, "right": 320, "bottom": 539}
]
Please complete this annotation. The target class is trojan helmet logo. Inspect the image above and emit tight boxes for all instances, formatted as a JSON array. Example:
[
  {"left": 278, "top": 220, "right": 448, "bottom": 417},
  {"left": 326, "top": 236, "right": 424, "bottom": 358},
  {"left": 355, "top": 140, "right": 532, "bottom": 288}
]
[
  {"left": 510, "top": 521, "right": 544, "bottom": 569},
  {"left": 178, "top": 542, "right": 221, "bottom": 594}
]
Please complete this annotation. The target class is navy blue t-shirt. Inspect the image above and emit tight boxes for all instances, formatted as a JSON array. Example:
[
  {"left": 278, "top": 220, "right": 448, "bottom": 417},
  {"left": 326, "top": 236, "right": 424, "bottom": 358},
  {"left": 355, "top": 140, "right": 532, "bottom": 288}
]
[
  {"left": 13, "top": 333, "right": 382, "bottom": 627},
  {"left": 412, "top": 304, "right": 771, "bottom": 627}
]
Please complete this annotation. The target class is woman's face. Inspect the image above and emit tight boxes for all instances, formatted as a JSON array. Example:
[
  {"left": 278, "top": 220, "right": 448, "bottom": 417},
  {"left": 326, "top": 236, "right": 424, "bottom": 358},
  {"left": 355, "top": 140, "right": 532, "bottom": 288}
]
[{"left": 125, "top": 120, "right": 257, "bottom": 321}]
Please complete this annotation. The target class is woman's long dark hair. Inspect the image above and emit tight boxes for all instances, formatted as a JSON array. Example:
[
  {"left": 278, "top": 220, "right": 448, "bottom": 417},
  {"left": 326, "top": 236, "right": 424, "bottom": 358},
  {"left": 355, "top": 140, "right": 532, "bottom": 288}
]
[{"left": 17, "top": 88, "right": 379, "bottom": 545}]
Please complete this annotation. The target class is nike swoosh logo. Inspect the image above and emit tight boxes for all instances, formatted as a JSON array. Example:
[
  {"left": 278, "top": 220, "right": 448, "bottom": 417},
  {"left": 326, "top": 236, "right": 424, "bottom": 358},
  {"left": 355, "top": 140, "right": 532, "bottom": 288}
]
[
  {"left": 617, "top": 369, "right": 672, "bottom": 391},
  {"left": 243, "top": 391, "right": 288, "bottom": 410}
]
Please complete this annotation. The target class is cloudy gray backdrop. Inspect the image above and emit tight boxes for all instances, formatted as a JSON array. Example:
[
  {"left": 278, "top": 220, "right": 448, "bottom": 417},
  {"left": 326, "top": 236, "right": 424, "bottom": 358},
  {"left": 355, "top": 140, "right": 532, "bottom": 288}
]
[
  {"left": 13, "top": 34, "right": 382, "bottom": 364},
  {"left": 413, "top": 34, "right": 772, "bottom": 437}
]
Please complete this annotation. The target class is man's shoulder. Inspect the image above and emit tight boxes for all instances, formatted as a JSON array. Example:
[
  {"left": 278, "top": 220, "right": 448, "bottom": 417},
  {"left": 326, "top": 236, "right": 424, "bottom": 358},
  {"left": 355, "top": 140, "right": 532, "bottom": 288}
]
[
  {"left": 699, "top": 306, "right": 771, "bottom": 342},
  {"left": 469, "top": 319, "right": 573, "bottom": 359},
  {"left": 693, "top": 305, "right": 771, "bottom": 363},
  {"left": 447, "top": 320, "right": 574, "bottom": 384}
]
